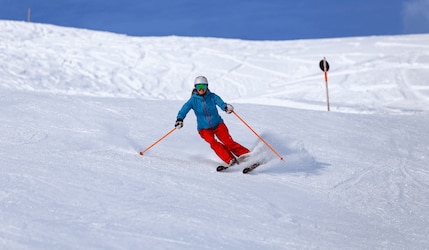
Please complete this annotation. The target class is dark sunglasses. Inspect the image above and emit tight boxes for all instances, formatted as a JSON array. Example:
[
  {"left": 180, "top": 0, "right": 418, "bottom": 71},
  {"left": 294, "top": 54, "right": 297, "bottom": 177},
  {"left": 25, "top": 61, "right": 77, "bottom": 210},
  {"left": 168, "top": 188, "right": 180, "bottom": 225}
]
[{"left": 195, "top": 84, "right": 208, "bottom": 90}]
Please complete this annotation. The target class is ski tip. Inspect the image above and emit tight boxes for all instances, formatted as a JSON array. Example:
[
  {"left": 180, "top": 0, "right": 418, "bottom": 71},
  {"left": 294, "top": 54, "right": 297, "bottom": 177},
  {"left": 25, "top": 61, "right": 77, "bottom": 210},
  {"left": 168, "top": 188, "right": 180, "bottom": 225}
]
[
  {"left": 217, "top": 166, "right": 228, "bottom": 172},
  {"left": 139, "top": 151, "right": 143, "bottom": 156}
]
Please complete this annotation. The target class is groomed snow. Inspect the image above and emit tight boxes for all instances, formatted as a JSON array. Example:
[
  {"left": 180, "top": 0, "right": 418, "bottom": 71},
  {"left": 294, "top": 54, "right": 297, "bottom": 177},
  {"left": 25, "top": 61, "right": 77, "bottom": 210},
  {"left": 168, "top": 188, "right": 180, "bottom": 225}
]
[{"left": 1, "top": 21, "right": 428, "bottom": 249}]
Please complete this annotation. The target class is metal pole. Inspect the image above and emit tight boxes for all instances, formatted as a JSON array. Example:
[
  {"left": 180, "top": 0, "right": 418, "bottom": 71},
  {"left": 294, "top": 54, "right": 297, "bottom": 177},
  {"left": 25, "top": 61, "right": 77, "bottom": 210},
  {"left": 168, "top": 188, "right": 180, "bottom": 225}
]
[
  {"left": 232, "top": 110, "right": 284, "bottom": 161},
  {"left": 323, "top": 57, "right": 330, "bottom": 111},
  {"left": 139, "top": 127, "right": 176, "bottom": 156}
]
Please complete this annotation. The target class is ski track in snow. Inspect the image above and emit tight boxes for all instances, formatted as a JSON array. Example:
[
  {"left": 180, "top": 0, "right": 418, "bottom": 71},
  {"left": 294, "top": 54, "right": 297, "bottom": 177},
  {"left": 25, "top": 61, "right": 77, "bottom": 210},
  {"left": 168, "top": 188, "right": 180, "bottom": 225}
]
[{"left": 1, "top": 21, "right": 429, "bottom": 249}]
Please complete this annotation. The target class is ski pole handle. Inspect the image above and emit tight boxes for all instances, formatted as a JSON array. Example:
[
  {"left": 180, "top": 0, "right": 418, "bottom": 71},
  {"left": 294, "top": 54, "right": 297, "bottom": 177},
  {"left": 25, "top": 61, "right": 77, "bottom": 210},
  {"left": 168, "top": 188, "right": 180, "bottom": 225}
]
[{"left": 139, "top": 127, "right": 176, "bottom": 156}]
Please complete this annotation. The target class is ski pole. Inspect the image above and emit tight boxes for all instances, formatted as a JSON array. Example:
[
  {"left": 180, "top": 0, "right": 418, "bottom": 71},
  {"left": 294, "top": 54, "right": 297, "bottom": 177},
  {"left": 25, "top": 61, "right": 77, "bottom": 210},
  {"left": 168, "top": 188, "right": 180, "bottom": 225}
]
[
  {"left": 139, "top": 127, "right": 176, "bottom": 156},
  {"left": 232, "top": 110, "right": 284, "bottom": 161}
]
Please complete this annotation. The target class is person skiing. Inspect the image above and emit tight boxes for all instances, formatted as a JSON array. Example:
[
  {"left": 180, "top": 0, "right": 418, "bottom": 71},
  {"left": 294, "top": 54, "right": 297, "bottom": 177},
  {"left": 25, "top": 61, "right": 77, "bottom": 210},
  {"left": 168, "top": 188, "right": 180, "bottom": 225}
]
[{"left": 175, "top": 76, "right": 250, "bottom": 166}]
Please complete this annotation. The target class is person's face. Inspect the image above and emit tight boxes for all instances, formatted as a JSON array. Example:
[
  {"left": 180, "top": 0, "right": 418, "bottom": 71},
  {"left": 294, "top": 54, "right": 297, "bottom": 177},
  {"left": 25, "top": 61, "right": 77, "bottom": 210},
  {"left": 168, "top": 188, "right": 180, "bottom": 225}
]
[{"left": 195, "top": 84, "right": 208, "bottom": 95}]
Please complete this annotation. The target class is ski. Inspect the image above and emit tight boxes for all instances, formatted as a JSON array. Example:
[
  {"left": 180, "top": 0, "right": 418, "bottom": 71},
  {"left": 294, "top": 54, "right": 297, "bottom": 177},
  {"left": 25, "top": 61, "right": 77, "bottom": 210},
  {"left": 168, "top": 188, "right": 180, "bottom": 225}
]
[
  {"left": 216, "top": 158, "right": 240, "bottom": 172},
  {"left": 242, "top": 163, "right": 260, "bottom": 174},
  {"left": 217, "top": 162, "right": 261, "bottom": 173},
  {"left": 216, "top": 165, "right": 229, "bottom": 172}
]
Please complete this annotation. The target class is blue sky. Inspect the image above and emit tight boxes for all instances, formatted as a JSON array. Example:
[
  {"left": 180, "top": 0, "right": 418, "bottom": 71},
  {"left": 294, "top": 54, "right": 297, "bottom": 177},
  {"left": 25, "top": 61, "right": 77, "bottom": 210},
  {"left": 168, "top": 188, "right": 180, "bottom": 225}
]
[{"left": 1, "top": 0, "right": 428, "bottom": 40}]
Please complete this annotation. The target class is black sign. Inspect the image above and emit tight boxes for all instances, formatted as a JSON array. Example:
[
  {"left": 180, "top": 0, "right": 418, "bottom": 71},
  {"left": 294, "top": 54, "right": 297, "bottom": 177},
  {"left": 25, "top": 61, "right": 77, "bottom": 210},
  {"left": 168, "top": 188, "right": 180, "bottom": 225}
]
[{"left": 319, "top": 59, "right": 330, "bottom": 72}]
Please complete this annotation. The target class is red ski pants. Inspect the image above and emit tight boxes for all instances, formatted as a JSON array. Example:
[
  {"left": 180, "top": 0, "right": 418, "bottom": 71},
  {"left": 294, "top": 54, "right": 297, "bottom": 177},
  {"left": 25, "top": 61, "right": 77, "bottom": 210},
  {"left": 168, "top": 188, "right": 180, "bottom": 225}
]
[{"left": 198, "top": 122, "right": 250, "bottom": 164}]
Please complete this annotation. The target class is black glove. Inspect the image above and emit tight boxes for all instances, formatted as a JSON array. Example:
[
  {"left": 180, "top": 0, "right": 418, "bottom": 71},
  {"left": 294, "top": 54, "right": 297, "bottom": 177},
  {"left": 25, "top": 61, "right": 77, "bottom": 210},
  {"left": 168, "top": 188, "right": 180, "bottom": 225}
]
[
  {"left": 175, "top": 119, "right": 183, "bottom": 129},
  {"left": 225, "top": 104, "right": 234, "bottom": 114}
]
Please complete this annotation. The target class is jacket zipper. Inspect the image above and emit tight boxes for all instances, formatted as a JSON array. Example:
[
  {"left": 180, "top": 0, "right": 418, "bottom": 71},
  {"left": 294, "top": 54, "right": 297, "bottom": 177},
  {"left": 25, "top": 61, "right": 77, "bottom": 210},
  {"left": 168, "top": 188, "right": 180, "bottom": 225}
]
[{"left": 202, "top": 96, "right": 212, "bottom": 128}]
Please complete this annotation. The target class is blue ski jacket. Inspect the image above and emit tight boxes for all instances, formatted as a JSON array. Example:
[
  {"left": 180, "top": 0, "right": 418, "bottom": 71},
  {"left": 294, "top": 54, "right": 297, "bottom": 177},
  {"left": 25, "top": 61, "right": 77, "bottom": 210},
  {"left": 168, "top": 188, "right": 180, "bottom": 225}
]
[{"left": 177, "top": 90, "right": 227, "bottom": 131}]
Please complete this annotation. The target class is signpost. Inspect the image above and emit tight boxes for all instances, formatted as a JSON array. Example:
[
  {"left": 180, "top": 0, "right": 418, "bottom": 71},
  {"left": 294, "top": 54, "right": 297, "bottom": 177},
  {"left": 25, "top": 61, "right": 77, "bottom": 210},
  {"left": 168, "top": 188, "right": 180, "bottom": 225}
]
[{"left": 319, "top": 57, "right": 330, "bottom": 111}]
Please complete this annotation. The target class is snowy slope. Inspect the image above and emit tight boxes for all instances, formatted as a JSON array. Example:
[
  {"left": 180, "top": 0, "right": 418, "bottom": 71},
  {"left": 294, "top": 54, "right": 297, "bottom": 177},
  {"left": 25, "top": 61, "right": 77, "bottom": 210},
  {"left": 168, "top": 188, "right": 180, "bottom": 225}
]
[
  {"left": 2, "top": 21, "right": 429, "bottom": 113},
  {"left": 1, "top": 21, "right": 429, "bottom": 249}
]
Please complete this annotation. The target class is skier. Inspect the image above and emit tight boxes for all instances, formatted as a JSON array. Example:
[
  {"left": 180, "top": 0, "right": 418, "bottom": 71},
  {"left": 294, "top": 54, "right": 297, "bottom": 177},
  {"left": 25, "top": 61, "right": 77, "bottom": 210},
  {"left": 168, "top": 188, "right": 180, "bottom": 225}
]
[{"left": 175, "top": 76, "right": 250, "bottom": 166}]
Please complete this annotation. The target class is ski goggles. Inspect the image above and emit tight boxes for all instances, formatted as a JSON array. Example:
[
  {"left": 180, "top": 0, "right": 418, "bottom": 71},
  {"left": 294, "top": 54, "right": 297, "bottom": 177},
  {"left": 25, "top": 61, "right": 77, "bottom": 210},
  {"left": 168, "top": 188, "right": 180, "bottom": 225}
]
[{"left": 195, "top": 84, "right": 208, "bottom": 90}]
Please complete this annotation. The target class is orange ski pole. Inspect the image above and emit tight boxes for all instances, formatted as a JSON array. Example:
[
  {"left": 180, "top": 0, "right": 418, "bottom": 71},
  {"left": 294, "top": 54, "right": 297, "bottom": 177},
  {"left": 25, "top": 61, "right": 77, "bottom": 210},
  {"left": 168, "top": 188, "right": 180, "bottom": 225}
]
[
  {"left": 139, "top": 127, "right": 176, "bottom": 156},
  {"left": 232, "top": 110, "right": 284, "bottom": 161}
]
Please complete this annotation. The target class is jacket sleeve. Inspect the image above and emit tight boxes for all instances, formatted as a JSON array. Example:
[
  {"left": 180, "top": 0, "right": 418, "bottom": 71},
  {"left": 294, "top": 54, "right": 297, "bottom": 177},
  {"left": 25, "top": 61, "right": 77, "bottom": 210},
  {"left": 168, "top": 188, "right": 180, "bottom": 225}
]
[
  {"left": 213, "top": 93, "right": 227, "bottom": 111},
  {"left": 177, "top": 98, "right": 193, "bottom": 120}
]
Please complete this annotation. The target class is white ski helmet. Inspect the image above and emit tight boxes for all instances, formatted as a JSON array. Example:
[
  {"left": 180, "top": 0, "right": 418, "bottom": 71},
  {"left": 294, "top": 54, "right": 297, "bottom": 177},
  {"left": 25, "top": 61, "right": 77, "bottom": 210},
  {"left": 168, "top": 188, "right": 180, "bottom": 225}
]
[{"left": 194, "top": 76, "right": 208, "bottom": 85}]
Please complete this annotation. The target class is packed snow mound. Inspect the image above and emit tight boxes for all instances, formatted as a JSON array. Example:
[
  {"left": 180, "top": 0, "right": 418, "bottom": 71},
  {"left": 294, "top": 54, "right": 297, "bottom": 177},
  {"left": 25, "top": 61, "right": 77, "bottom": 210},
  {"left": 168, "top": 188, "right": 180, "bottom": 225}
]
[{"left": 1, "top": 20, "right": 429, "bottom": 113}]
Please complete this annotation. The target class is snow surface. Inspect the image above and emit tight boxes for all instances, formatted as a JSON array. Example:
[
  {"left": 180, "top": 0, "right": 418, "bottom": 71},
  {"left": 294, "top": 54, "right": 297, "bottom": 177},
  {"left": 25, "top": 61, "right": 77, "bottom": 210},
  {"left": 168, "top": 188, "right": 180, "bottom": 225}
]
[{"left": 1, "top": 21, "right": 429, "bottom": 249}]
